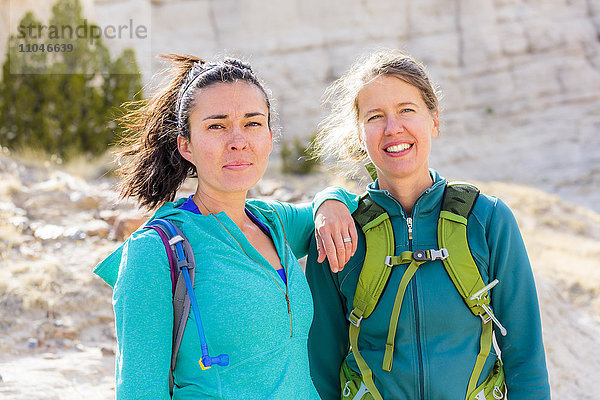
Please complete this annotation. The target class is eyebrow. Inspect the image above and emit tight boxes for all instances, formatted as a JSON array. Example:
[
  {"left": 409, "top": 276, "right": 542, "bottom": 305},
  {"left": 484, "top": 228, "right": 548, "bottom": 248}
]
[
  {"left": 363, "top": 108, "right": 382, "bottom": 117},
  {"left": 245, "top": 112, "right": 266, "bottom": 118},
  {"left": 202, "top": 112, "right": 266, "bottom": 121},
  {"left": 362, "top": 102, "right": 419, "bottom": 117}
]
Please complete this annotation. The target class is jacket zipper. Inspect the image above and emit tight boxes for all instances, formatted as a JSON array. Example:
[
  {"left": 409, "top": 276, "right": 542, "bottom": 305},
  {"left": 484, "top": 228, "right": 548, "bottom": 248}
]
[
  {"left": 272, "top": 209, "right": 293, "bottom": 338},
  {"left": 384, "top": 183, "right": 440, "bottom": 399},
  {"left": 407, "top": 216, "right": 425, "bottom": 400},
  {"left": 213, "top": 211, "right": 293, "bottom": 337}
]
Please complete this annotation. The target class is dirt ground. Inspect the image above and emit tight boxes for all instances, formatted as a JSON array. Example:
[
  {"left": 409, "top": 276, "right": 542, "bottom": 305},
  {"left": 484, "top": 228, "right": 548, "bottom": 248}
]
[{"left": 1, "top": 157, "right": 599, "bottom": 399}]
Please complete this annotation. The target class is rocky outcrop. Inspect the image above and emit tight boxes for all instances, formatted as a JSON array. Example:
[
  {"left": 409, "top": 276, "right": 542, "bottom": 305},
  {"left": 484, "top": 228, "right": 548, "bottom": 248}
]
[
  {"left": 2, "top": 0, "right": 599, "bottom": 210},
  {"left": 103, "top": 0, "right": 600, "bottom": 211},
  {"left": 0, "top": 152, "right": 140, "bottom": 357}
]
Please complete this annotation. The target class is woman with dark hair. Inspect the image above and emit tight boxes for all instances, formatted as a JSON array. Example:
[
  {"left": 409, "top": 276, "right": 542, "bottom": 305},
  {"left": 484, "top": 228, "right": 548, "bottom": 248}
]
[
  {"left": 94, "top": 54, "right": 356, "bottom": 399},
  {"left": 306, "top": 49, "right": 550, "bottom": 400}
]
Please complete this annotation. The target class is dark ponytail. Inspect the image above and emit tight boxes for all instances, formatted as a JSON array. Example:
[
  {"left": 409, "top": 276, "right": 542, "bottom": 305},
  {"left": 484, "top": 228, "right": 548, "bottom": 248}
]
[{"left": 114, "top": 54, "right": 274, "bottom": 210}]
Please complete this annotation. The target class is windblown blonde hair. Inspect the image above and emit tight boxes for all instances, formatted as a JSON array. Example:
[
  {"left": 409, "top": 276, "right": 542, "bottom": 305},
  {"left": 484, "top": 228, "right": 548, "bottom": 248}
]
[{"left": 312, "top": 49, "right": 441, "bottom": 178}]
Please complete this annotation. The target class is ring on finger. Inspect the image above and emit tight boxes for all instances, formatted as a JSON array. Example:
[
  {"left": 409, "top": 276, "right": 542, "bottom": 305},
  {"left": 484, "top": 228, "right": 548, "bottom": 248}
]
[{"left": 343, "top": 237, "right": 352, "bottom": 243}]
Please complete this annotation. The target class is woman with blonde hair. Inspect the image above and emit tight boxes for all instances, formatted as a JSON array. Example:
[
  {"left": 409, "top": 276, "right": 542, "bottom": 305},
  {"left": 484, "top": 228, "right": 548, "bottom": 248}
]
[{"left": 306, "top": 49, "right": 550, "bottom": 400}]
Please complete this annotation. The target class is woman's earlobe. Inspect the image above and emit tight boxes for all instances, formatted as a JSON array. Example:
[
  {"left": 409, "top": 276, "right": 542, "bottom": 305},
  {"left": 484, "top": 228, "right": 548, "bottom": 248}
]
[
  {"left": 177, "top": 135, "right": 193, "bottom": 163},
  {"left": 432, "top": 110, "right": 440, "bottom": 138},
  {"left": 268, "top": 130, "right": 274, "bottom": 153},
  {"left": 358, "top": 129, "right": 366, "bottom": 148}
]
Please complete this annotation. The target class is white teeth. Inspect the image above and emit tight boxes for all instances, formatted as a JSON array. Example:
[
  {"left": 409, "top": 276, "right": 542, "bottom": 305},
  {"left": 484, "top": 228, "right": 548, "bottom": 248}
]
[{"left": 385, "top": 143, "right": 411, "bottom": 153}]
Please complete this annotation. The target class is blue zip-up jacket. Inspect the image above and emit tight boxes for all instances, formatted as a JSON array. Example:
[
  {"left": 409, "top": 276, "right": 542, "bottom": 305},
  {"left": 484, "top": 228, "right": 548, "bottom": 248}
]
[
  {"left": 95, "top": 197, "right": 329, "bottom": 399},
  {"left": 306, "top": 170, "right": 551, "bottom": 400}
]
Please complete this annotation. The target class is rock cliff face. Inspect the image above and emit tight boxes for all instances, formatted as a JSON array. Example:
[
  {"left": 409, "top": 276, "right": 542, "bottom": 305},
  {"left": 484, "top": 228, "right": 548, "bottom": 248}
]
[{"left": 2, "top": 0, "right": 600, "bottom": 209}]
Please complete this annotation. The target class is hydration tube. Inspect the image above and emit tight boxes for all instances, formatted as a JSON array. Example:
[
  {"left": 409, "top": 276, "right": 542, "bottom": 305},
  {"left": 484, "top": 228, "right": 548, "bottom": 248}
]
[
  {"left": 149, "top": 219, "right": 229, "bottom": 369},
  {"left": 180, "top": 266, "right": 229, "bottom": 369}
]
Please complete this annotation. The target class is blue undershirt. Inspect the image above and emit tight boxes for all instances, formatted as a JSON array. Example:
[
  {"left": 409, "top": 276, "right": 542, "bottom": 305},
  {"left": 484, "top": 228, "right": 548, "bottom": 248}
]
[{"left": 178, "top": 195, "right": 287, "bottom": 284}]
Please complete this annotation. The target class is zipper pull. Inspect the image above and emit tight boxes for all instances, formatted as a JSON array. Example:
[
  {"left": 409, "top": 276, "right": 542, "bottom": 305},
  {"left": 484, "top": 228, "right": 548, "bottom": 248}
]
[{"left": 407, "top": 217, "right": 413, "bottom": 241}]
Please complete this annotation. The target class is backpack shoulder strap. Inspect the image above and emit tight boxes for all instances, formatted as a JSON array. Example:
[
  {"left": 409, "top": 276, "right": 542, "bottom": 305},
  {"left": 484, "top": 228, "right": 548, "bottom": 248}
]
[
  {"left": 349, "top": 194, "right": 395, "bottom": 325},
  {"left": 344, "top": 194, "right": 396, "bottom": 400},
  {"left": 438, "top": 183, "right": 486, "bottom": 313},
  {"left": 145, "top": 218, "right": 195, "bottom": 395},
  {"left": 438, "top": 183, "right": 506, "bottom": 398}
]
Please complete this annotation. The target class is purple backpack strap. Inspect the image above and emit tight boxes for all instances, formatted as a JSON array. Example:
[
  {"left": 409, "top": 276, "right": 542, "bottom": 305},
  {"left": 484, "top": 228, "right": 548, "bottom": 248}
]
[
  {"left": 144, "top": 219, "right": 195, "bottom": 395},
  {"left": 145, "top": 224, "right": 177, "bottom": 293}
]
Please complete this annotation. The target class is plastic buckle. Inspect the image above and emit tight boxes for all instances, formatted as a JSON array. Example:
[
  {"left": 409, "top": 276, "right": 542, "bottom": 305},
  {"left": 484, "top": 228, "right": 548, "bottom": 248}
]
[
  {"left": 429, "top": 248, "right": 449, "bottom": 260},
  {"left": 168, "top": 235, "right": 184, "bottom": 246},
  {"left": 470, "top": 279, "right": 499, "bottom": 301},
  {"left": 470, "top": 280, "right": 507, "bottom": 336},
  {"left": 413, "top": 248, "right": 449, "bottom": 261},
  {"left": 385, "top": 256, "right": 393, "bottom": 267},
  {"left": 478, "top": 303, "right": 508, "bottom": 336},
  {"left": 478, "top": 312, "right": 492, "bottom": 324},
  {"left": 348, "top": 311, "right": 363, "bottom": 327}
]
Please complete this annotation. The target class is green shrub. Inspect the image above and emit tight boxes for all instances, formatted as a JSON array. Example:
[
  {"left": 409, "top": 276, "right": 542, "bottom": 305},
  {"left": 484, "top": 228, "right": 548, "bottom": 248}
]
[
  {"left": 0, "top": 0, "right": 143, "bottom": 161},
  {"left": 280, "top": 133, "right": 320, "bottom": 175}
]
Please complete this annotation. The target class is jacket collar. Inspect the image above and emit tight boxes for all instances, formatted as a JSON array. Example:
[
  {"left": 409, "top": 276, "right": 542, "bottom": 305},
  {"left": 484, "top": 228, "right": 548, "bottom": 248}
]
[
  {"left": 94, "top": 197, "right": 280, "bottom": 288},
  {"left": 365, "top": 169, "right": 447, "bottom": 218}
]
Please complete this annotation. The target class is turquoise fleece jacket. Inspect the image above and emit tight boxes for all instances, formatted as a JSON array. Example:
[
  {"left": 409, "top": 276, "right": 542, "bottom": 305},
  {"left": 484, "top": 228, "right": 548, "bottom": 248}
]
[
  {"left": 306, "top": 170, "right": 551, "bottom": 400},
  {"left": 95, "top": 192, "right": 353, "bottom": 400}
]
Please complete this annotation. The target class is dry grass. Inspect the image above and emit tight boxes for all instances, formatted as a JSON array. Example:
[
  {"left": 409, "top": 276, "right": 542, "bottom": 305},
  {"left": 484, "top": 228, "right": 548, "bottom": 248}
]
[{"left": 4, "top": 147, "right": 117, "bottom": 180}]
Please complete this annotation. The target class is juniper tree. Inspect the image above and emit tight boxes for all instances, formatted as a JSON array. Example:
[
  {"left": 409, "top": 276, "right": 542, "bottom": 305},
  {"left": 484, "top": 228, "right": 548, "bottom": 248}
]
[{"left": 0, "top": 0, "right": 143, "bottom": 160}]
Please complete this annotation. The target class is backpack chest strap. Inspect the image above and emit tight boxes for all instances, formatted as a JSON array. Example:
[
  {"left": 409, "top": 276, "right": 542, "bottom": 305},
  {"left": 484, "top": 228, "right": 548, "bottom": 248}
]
[
  {"left": 382, "top": 251, "right": 423, "bottom": 371},
  {"left": 350, "top": 247, "right": 450, "bottom": 383}
]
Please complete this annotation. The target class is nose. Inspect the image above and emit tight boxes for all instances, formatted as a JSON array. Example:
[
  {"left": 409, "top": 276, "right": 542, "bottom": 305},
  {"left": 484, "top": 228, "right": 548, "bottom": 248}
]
[
  {"left": 228, "top": 128, "right": 248, "bottom": 151},
  {"left": 384, "top": 115, "right": 404, "bottom": 136}
]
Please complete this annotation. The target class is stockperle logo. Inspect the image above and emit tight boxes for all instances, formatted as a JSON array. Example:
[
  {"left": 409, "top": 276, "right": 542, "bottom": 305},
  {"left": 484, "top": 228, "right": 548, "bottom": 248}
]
[{"left": 9, "top": 0, "right": 151, "bottom": 75}]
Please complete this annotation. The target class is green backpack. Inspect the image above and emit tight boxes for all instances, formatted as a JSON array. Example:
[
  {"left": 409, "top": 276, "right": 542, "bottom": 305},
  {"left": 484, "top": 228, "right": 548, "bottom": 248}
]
[{"left": 341, "top": 182, "right": 507, "bottom": 400}]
